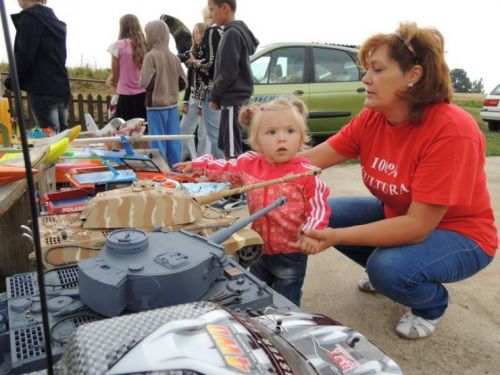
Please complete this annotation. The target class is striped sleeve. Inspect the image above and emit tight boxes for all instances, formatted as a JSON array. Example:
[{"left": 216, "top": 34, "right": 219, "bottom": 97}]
[
  {"left": 191, "top": 153, "right": 256, "bottom": 185},
  {"left": 301, "top": 168, "right": 331, "bottom": 231}
]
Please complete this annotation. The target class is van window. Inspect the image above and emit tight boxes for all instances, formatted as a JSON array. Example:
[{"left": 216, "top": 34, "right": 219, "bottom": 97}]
[
  {"left": 313, "top": 47, "right": 359, "bottom": 83},
  {"left": 251, "top": 47, "right": 305, "bottom": 85}
]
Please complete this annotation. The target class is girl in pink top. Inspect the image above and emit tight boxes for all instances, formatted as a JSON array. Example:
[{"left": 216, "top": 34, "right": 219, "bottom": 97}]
[
  {"left": 175, "top": 97, "right": 330, "bottom": 306},
  {"left": 108, "top": 14, "right": 147, "bottom": 120}
]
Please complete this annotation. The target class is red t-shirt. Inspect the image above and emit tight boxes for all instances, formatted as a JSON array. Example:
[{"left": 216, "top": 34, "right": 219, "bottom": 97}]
[{"left": 328, "top": 102, "right": 498, "bottom": 256}]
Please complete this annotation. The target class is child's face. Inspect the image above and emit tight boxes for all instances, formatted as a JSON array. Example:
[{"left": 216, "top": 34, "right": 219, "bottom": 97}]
[
  {"left": 193, "top": 26, "right": 203, "bottom": 46},
  {"left": 17, "top": 0, "right": 31, "bottom": 9},
  {"left": 255, "top": 109, "right": 303, "bottom": 164},
  {"left": 207, "top": 0, "right": 229, "bottom": 26}
]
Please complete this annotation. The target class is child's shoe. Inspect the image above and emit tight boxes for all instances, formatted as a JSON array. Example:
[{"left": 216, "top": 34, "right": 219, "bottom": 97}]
[
  {"left": 224, "top": 194, "right": 247, "bottom": 212},
  {"left": 209, "top": 197, "right": 233, "bottom": 210}
]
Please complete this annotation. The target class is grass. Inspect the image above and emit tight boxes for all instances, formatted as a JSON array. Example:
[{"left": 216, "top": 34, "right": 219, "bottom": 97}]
[
  {"left": 1, "top": 62, "right": 114, "bottom": 97},
  {"left": 453, "top": 94, "right": 500, "bottom": 156}
]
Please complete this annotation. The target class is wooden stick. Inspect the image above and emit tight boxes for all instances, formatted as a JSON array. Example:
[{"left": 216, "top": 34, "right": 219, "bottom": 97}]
[{"left": 195, "top": 169, "right": 321, "bottom": 206}]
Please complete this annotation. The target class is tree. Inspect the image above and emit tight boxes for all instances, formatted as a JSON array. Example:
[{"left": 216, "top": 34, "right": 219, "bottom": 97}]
[
  {"left": 471, "top": 78, "right": 484, "bottom": 94},
  {"left": 450, "top": 68, "right": 472, "bottom": 93}
]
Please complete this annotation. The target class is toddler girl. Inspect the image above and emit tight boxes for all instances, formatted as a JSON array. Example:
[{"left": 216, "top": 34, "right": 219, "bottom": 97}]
[{"left": 174, "top": 97, "right": 330, "bottom": 306}]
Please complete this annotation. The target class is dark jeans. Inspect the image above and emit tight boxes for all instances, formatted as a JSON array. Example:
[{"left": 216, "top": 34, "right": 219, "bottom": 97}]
[
  {"left": 250, "top": 252, "right": 308, "bottom": 307},
  {"left": 328, "top": 196, "right": 493, "bottom": 319},
  {"left": 28, "top": 93, "right": 70, "bottom": 133}
]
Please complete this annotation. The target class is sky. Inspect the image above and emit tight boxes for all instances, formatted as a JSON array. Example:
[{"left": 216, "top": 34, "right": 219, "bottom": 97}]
[{"left": 0, "top": 0, "right": 498, "bottom": 92}]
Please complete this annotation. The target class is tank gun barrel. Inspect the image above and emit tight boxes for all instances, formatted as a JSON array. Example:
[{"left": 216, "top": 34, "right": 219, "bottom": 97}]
[
  {"left": 195, "top": 169, "right": 321, "bottom": 206},
  {"left": 207, "top": 196, "right": 287, "bottom": 244}
]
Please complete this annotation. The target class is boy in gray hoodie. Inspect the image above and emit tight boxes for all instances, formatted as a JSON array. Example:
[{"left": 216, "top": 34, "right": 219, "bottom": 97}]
[
  {"left": 140, "top": 20, "right": 187, "bottom": 167},
  {"left": 208, "top": 0, "right": 259, "bottom": 160}
]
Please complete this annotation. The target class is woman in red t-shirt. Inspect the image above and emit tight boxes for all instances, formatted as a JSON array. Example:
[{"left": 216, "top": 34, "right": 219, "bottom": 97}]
[{"left": 292, "top": 22, "right": 498, "bottom": 339}]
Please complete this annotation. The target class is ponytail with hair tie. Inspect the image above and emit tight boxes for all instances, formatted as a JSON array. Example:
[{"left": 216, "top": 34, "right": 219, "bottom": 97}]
[{"left": 239, "top": 103, "right": 264, "bottom": 128}]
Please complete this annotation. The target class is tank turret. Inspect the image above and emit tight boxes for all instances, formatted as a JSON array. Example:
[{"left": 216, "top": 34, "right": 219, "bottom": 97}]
[
  {"left": 78, "top": 197, "right": 287, "bottom": 317},
  {"left": 80, "top": 169, "right": 319, "bottom": 229}
]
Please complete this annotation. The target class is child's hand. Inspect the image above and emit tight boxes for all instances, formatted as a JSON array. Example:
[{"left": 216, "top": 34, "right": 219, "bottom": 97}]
[
  {"left": 289, "top": 228, "right": 336, "bottom": 255},
  {"left": 297, "top": 235, "right": 323, "bottom": 254},
  {"left": 173, "top": 161, "right": 193, "bottom": 173}
]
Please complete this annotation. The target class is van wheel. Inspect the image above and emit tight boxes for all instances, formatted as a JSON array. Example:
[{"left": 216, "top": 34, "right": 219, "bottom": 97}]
[{"left": 488, "top": 121, "right": 500, "bottom": 131}]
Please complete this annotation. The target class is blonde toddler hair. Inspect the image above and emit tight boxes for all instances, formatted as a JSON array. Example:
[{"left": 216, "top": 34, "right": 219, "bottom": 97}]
[{"left": 239, "top": 96, "right": 311, "bottom": 151}]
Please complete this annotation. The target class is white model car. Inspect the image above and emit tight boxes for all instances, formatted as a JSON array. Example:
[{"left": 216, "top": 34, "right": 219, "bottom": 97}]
[
  {"left": 55, "top": 301, "right": 403, "bottom": 375},
  {"left": 480, "top": 84, "right": 500, "bottom": 131}
]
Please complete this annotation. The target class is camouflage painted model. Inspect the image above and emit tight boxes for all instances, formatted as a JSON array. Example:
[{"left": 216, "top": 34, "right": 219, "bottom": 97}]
[
  {"left": 81, "top": 170, "right": 320, "bottom": 228},
  {"left": 38, "top": 170, "right": 321, "bottom": 269}
]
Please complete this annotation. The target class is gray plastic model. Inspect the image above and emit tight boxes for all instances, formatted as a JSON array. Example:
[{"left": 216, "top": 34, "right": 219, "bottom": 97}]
[{"left": 78, "top": 197, "right": 287, "bottom": 317}]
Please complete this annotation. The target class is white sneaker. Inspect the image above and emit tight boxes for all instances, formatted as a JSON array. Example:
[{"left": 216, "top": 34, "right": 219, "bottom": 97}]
[
  {"left": 209, "top": 197, "right": 232, "bottom": 209},
  {"left": 357, "top": 275, "right": 377, "bottom": 293},
  {"left": 396, "top": 311, "right": 441, "bottom": 339},
  {"left": 223, "top": 194, "right": 247, "bottom": 212}
]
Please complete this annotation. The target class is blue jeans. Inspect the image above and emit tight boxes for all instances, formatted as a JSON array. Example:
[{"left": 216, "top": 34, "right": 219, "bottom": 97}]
[
  {"left": 250, "top": 253, "right": 308, "bottom": 307},
  {"left": 180, "top": 99, "right": 211, "bottom": 160},
  {"left": 147, "top": 107, "right": 181, "bottom": 168},
  {"left": 329, "top": 196, "right": 493, "bottom": 319},
  {"left": 28, "top": 93, "right": 69, "bottom": 132},
  {"left": 200, "top": 96, "right": 224, "bottom": 159}
]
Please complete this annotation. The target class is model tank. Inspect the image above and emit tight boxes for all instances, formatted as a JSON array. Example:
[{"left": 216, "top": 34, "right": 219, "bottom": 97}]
[
  {"left": 80, "top": 169, "right": 319, "bottom": 228},
  {"left": 37, "top": 170, "right": 320, "bottom": 269},
  {"left": 78, "top": 197, "right": 287, "bottom": 317}
]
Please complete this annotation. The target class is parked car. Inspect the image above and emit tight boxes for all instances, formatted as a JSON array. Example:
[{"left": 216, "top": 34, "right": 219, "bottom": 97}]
[
  {"left": 480, "top": 84, "right": 500, "bottom": 131},
  {"left": 250, "top": 42, "right": 366, "bottom": 137}
]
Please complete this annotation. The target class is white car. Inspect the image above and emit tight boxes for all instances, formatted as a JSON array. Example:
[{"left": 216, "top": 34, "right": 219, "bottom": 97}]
[{"left": 480, "top": 84, "right": 500, "bottom": 131}]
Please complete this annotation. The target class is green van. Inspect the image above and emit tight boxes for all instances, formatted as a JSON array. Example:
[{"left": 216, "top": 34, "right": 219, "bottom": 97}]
[{"left": 250, "top": 42, "right": 366, "bottom": 136}]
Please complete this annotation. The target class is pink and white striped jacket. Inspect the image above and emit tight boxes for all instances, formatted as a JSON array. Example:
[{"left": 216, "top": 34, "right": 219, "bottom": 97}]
[{"left": 192, "top": 152, "right": 331, "bottom": 255}]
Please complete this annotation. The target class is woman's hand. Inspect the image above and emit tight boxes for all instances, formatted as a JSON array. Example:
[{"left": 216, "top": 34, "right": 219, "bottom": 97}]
[
  {"left": 173, "top": 161, "right": 193, "bottom": 173},
  {"left": 181, "top": 103, "right": 188, "bottom": 114},
  {"left": 289, "top": 228, "right": 338, "bottom": 254}
]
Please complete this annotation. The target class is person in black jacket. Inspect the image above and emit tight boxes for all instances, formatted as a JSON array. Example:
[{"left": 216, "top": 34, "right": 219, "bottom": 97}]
[
  {"left": 5, "top": 0, "right": 71, "bottom": 134},
  {"left": 208, "top": 0, "right": 259, "bottom": 159}
]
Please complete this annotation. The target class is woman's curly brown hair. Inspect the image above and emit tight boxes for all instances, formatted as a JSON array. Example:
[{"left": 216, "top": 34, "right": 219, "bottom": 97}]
[
  {"left": 239, "top": 96, "right": 311, "bottom": 151},
  {"left": 359, "top": 21, "right": 453, "bottom": 124}
]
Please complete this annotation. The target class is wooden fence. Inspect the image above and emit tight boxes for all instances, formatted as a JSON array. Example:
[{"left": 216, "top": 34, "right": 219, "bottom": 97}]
[{"left": 4, "top": 91, "right": 112, "bottom": 131}]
